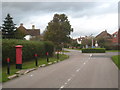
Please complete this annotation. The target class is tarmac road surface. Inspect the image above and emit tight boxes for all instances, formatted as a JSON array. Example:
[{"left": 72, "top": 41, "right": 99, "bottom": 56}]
[{"left": 2, "top": 49, "right": 118, "bottom": 89}]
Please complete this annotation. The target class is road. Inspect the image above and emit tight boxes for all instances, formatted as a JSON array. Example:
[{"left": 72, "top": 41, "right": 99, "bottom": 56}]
[{"left": 2, "top": 49, "right": 118, "bottom": 89}]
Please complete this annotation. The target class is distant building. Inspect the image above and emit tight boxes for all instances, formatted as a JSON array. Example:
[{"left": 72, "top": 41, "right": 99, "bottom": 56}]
[
  {"left": 77, "top": 35, "right": 94, "bottom": 44},
  {"left": 112, "top": 31, "right": 118, "bottom": 44},
  {"left": 77, "top": 36, "right": 85, "bottom": 44},
  {"left": 17, "top": 23, "right": 40, "bottom": 40},
  {"left": 73, "top": 30, "right": 119, "bottom": 49},
  {"left": 95, "top": 30, "right": 112, "bottom": 40},
  {"left": 111, "top": 30, "right": 120, "bottom": 46},
  {"left": 96, "top": 30, "right": 119, "bottom": 44},
  {"left": 95, "top": 30, "right": 120, "bottom": 49}
]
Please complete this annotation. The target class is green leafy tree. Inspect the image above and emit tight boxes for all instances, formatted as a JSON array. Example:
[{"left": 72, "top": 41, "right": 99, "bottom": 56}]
[
  {"left": 43, "top": 14, "right": 73, "bottom": 48},
  {"left": 82, "top": 39, "right": 92, "bottom": 46},
  {"left": 70, "top": 39, "right": 78, "bottom": 47},
  {"left": 96, "top": 37, "right": 113, "bottom": 50},
  {"left": 2, "top": 14, "right": 16, "bottom": 39},
  {"left": 14, "top": 28, "right": 26, "bottom": 39}
]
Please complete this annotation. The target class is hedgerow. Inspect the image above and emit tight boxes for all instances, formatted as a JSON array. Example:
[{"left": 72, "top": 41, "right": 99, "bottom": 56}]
[
  {"left": 82, "top": 48, "right": 106, "bottom": 53},
  {"left": 2, "top": 39, "right": 54, "bottom": 65}
]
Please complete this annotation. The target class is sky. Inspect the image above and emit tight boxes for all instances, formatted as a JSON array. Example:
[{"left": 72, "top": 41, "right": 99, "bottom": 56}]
[{"left": 1, "top": 0, "right": 119, "bottom": 39}]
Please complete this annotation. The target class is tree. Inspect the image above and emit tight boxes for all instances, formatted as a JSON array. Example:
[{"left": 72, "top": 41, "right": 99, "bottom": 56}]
[
  {"left": 81, "top": 38, "right": 92, "bottom": 46},
  {"left": 2, "top": 14, "right": 16, "bottom": 39},
  {"left": 70, "top": 39, "right": 78, "bottom": 47},
  {"left": 14, "top": 28, "right": 26, "bottom": 39},
  {"left": 43, "top": 14, "right": 73, "bottom": 48},
  {"left": 96, "top": 37, "right": 113, "bottom": 50}
]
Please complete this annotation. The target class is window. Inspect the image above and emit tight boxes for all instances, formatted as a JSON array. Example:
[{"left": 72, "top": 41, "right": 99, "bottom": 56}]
[{"left": 113, "top": 34, "right": 117, "bottom": 37}]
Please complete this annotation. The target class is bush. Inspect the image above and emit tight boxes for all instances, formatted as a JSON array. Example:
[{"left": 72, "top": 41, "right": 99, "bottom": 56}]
[
  {"left": 44, "top": 41, "right": 54, "bottom": 57},
  {"left": 2, "top": 39, "right": 54, "bottom": 65},
  {"left": 82, "top": 48, "right": 106, "bottom": 53}
]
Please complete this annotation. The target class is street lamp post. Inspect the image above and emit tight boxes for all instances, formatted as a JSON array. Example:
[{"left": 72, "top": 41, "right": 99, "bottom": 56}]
[
  {"left": 92, "top": 38, "right": 93, "bottom": 48},
  {"left": 95, "top": 40, "right": 98, "bottom": 47},
  {"left": 61, "top": 42, "right": 64, "bottom": 54},
  {"left": 91, "top": 34, "right": 94, "bottom": 48}
]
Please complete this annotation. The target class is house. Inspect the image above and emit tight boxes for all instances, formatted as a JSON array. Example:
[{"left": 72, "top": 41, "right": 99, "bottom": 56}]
[
  {"left": 111, "top": 30, "right": 120, "bottom": 46},
  {"left": 96, "top": 30, "right": 119, "bottom": 45},
  {"left": 76, "top": 36, "right": 85, "bottom": 44},
  {"left": 112, "top": 31, "right": 118, "bottom": 44},
  {"left": 17, "top": 23, "right": 40, "bottom": 40},
  {"left": 95, "top": 30, "right": 120, "bottom": 49},
  {"left": 95, "top": 30, "right": 113, "bottom": 40}
]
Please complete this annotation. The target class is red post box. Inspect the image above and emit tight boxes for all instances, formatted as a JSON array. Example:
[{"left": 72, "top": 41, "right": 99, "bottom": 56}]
[
  {"left": 15, "top": 45, "right": 23, "bottom": 69},
  {"left": 7, "top": 58, "right": 10, "bottom": 63},
  {"left": 34, "top": 53, "right": 38, "bottom": 57},
  {"left": 46, "top": 52, "right": 49, "bottom": 56}
]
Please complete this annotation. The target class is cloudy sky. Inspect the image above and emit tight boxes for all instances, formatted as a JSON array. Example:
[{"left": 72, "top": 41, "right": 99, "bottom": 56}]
[{"left": 1, "top": 0, "right": 119, "bottom": 38}]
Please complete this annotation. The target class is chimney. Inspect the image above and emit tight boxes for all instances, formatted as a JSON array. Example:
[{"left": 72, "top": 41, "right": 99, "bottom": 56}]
[
  {"left": 32, "top": 25, "right": 35, "bottom": 29},
  {"left": 105, "top": 29, "right": 107, "bottom": 32},
  {"left": 20, "top": 23, "right": 23, "bottom": 26}
]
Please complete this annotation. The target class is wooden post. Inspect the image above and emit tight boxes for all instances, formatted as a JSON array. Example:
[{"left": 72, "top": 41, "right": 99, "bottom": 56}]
[
  {"left": 7, "top": 58, "right": 10, "bottom": 75},
  {"left": 34, "top": 53, "right": 38, "bottom": 66}
]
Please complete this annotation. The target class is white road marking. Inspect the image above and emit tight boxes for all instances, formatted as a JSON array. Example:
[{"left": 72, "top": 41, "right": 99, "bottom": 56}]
[
  {"left": 60, "top": 85, "right": 64, "bottom": 88},
  {"left": 59, "top": 77, "right": 73, "bottom": 89},
  {"left": 59, "top": 59, "right": 90, "bottom": 89},
  {"left": 30, "top": 75, "right": 33, "bottom": 77},
  {"left": 76, "top": 68, "right": 81, "bottom": 72},
  {"left": 65, "top": 82, "right": 67, "bottom": 85},
  {"left": 76, "top": 69, "right": 79, "bottom": 72},
  {"left": 76, "top": 59, "right": 89, "bottom": 72},
  {"left": 76, "top": 60, "right": 88, "bottom": 73},
  {"left": 90, "top": 54, "right": 92, "bottom": 57},
  {"left": 67, "top": 78, "right": 71, "bottom": 82}
]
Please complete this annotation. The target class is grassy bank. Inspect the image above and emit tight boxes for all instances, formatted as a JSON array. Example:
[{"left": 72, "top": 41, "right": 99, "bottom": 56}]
[
  {"left": 2, "top": 54, "right": 69, "bottom": 82},
  {"left": 112, "top": 55, "right": 120, "bottom": 69}
]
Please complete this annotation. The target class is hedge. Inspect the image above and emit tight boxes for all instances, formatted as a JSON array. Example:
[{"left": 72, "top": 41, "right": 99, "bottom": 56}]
[
  {"left": 2, "top": 39, "right": 54, "bottom": 65},
  {"left": 82, "top": 48, "right": 106, "bottom": 53}
]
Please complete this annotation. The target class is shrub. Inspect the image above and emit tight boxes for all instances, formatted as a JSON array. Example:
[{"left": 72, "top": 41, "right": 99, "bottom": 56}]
[
  {"left": 82, "top": 48, "right": 106, "bottom": 53},
  {"left": 44, "top": 41, "right": 54, "bottom": 57},
  {"left": 2, "top": 39, "right": 54, "bottom": 65}
]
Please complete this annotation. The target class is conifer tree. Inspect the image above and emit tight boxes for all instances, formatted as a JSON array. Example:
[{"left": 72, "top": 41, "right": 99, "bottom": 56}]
[{"left": 2, "top": 14, "right": 16, "bottom": 39}]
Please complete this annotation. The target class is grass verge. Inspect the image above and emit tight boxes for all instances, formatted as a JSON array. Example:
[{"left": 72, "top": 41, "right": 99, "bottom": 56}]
[
  {"left": 112, "top": 55, "right": 120, "bottom": 69},
  {"left": 66, "top": 48, "right": 81, "bottom": 50},
  {"left": 2, "top": 54, "right": 69, "bottom": 82},
  {"left": 106, "top": 50, "right": 120, "bottom": 52},
  {"left": 62, "top": 50, "right": 70, "bottom": 52}
]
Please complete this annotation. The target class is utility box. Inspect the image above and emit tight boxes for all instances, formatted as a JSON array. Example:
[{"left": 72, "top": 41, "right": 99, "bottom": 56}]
[{"left": 15, "top": 45, "right": 23, "bottom": 69}]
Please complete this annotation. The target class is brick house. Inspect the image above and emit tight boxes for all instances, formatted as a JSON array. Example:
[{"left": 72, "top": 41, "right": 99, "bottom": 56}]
[
  {"left": 17, "top": 23, "right": 40, "bottom": 40},
  {"left": 95, "top": 30, "right": 113, "bottom": 40},
  {"left": 95, "top": 30, "right": 120, "bottom": 49},
  {"left": 111, "top": 30, "right": 120, "bottom": 46}
]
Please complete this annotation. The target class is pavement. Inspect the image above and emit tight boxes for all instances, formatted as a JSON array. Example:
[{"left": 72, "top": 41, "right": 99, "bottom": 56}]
[{"left": 2, "top": 49, "right": 118, "bottom": 89}]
